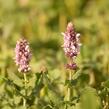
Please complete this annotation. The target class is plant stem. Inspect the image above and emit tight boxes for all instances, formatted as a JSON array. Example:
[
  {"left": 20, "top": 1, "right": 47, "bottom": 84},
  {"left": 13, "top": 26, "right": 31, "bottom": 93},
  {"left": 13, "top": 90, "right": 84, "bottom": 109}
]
[
  {"left": 23, "top": 73, "right": 27, "bottom": 108},
  {"left": 67, "top": 70, "right": 72, "bottom": 101}
]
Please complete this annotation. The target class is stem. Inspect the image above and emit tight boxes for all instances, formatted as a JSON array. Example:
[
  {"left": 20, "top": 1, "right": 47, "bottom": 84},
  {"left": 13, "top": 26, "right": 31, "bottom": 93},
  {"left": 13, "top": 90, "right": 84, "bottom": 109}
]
[
  {"left": 67, "top": 70, "right": 72, "bottom": 101},
  {"left": 23, "top": 73, "right": 27, "bottom": 108}
]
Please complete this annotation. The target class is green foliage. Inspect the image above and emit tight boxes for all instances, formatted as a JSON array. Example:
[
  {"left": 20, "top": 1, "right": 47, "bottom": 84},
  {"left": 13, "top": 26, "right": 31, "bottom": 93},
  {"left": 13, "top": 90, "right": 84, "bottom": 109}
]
[
  {"left": 80, "top": 87, "right": 102, "bottom": 109},
  {"left": 0, "top": 0, "right": 109, "bottom": 108}
]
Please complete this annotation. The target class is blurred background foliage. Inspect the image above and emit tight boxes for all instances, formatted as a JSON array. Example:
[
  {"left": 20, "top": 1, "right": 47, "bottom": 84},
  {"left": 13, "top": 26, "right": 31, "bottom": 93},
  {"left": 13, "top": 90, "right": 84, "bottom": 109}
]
[{"left": 0, "top": 0, "right": 109, "bottom": 109}]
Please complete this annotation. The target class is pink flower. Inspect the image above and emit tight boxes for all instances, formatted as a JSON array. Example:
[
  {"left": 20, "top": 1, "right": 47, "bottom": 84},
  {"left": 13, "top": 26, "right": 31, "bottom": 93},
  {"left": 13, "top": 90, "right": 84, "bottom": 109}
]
[
  {"left": 15, "top": 38, "right": 32, "bottom": 72},
  {"left": 62, "top": 22, "right": 81, "bottom": 58},
  {"left": 62, "top": 22, "right": 81, "bottom": 70}
]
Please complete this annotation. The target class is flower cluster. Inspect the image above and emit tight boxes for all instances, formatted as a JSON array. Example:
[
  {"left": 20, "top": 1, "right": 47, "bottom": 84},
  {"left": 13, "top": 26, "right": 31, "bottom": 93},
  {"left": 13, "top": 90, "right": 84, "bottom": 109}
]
[
  {"left": 15, "top": 38, "right": 32, "bottom": 73},
  {"left": 62, "top": 22, "right": 81, "bottom": 70}
]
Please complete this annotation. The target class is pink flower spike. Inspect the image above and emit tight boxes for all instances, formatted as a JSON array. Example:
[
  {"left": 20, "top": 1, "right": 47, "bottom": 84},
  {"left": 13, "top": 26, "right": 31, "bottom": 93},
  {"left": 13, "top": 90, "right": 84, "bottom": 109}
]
[
  {"left": 62, "top": 22, "right": 81, "bottom": 58},
  {"left": 62, "top": 22, "right": 81, "bottom": 70},
  {"left": 15, "top": 38, "right": 32, "bottom": 73}
]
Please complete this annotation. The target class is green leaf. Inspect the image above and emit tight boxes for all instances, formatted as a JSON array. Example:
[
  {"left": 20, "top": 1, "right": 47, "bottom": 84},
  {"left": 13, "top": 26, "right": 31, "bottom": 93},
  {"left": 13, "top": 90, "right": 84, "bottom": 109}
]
[
  {"left": 72, "top": 69, "right": 82, "bottom": 80},
  {"left": 0, "top": 76, "right": 25, "bottom": 98},
  {"left": 35, "top": 73, "right": 42, "bottom": 86},
  {"left": 80, "top": 87, "right": 102, "bottom": 109},
  {"left": 102, "top": 79, "right": 109, "bottom": 88},
  {"left": 65, "top": 79, "right": 78, "bottom": 87}
]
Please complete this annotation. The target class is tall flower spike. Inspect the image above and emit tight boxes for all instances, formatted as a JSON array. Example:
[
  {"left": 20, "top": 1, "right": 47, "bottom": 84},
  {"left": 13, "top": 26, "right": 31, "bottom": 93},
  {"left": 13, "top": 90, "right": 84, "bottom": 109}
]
[
  {"left": 62, "top": 22, "right": 81, "bottom": 70},
  {"left": 15, "top": 38, "right": 32, "bottom": 73}
]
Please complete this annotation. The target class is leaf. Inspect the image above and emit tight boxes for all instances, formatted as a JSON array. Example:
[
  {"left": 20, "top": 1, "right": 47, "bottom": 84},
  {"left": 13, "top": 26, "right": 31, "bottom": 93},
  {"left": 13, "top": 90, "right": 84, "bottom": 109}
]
[
  {"left": 72, "top": 69, "right": 82, "bottom": 80},
  {"left": 80, "top": 87, "right": 102, "bottom": 109},
  {"left": 65, "top": 79, "right": 78, "bottom": 87},
  {"left": 35, "top": 73, "right": 42, "bottom": 86},
  {"left": 1, "top": 76, "right": 21, "bottom": 91},
  {"left": 0, "top": 76, "right": 25, "bottom": 98},
  {"left": 102, "top": 80, "right": 109, "bottom": 88},
  {"left": 28, "top": 73, "right": 44, "bottom": 104}
]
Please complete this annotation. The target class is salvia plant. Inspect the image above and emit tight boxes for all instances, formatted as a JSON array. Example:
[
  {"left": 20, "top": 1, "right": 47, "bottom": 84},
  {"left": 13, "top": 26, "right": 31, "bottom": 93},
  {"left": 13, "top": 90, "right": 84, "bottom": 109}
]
[
  {"left": 0, "top": 22, "right": 107, "bottom": 109},
  {"left": 14, "top": 38, "right": 32, "bottom": 107},
  {"left": 61, "top": 22, "right": 81, "bottom": 102},
  {"left": 0, "top": 0, "right": 109, "bottom": 109}
]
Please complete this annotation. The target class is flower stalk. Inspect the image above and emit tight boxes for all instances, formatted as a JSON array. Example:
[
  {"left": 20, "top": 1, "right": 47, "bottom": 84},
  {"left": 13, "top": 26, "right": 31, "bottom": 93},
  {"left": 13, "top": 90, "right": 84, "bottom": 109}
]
[
  {"left": 67, "top": 70, "right": 72, "bottom": 101},
  {"left": 23, "top": 73, "right": 27, "bottom": 108},
  {"left": 14, "top": 38, "right": 32, "bottom": 107},
  {"left": 62, "top": 22, "right": 81, "bottom": 101}
]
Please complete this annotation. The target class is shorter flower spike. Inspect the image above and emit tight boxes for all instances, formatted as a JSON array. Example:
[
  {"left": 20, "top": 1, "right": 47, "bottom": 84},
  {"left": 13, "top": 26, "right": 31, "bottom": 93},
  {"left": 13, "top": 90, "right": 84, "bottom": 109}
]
[{"left": 15, "top": 38, "right": 32, "bottom": 73}]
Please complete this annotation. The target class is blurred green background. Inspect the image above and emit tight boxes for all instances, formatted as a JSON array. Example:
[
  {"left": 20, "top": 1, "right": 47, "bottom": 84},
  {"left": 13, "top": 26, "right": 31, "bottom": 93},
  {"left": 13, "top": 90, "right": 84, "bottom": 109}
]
[{"left": 0, "top": 0, "right": 109, "bottom": 109}]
